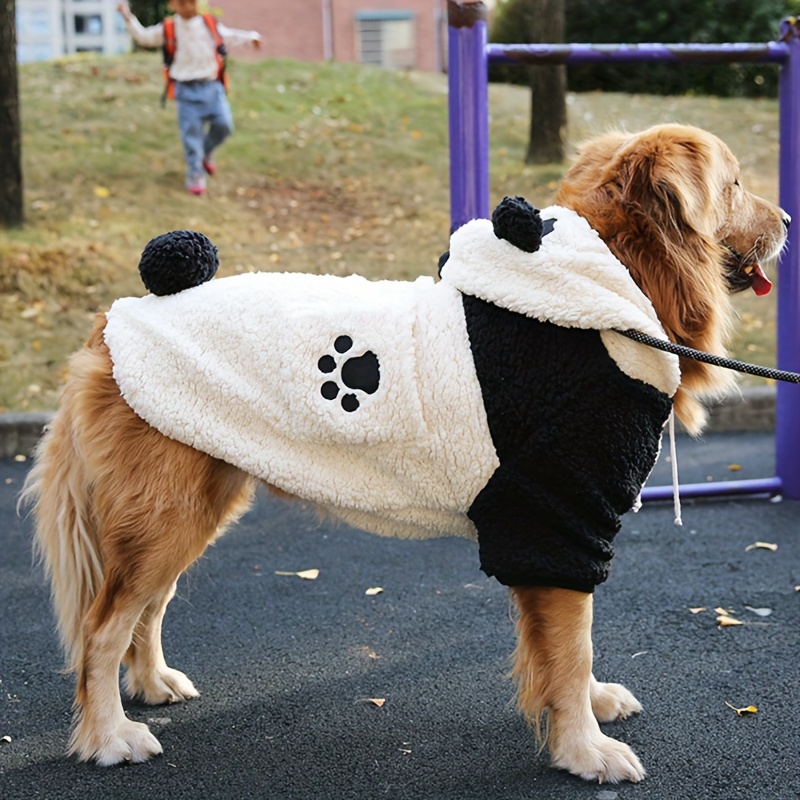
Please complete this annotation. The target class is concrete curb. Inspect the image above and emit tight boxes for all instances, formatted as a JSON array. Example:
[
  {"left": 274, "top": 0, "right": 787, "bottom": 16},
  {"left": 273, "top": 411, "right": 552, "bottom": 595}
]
[
  {"left": 703, "top": 385, "right": 776, "bottom": 433},
  {"left": 1, "top": 412, "right": 53, "bottom": 459},
  {"left": 0, "top": 387, "right": 778, "bottom": 459}
]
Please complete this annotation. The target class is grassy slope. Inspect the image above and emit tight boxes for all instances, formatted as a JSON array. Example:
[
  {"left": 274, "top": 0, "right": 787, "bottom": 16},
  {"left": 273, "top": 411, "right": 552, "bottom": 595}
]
[{"left": 0, "top": 53, "right": 782, "bottom": 411}]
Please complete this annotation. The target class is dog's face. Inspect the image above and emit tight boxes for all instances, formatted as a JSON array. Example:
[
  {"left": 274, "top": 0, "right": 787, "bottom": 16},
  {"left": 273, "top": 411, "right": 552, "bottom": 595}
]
[
  {"left": 557, "top": 124, "right": 787, "bottom": 296},
  {"left": 555, "top": 123, "right": 789, "bottom": 433},
  {"left": 712, "top": 144, "right": 787, "bottom": 296}
]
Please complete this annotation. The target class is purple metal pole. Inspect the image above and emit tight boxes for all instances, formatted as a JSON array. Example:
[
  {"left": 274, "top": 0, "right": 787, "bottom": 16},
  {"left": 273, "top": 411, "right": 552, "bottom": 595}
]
[
  {"left": 776, "top": 19, "right": 800, "bottom": 501},
  {"left": 447, "top": 0, "right": 490, "bottom": 233},
  {"left": 487, "top": 42, "right": 788, "bottom": 65},
  {"left": 641, "top": 477, "right": 782, "bottom": 502},
  {"left": 451, "top": 26, "right": 796, "bottom": 501}
]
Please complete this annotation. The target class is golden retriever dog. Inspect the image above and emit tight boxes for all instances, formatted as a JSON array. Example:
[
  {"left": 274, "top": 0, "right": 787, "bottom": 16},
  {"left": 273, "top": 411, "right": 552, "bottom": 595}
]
[{"left": 21, "top": 124, "right": 788, "bottom": 783}]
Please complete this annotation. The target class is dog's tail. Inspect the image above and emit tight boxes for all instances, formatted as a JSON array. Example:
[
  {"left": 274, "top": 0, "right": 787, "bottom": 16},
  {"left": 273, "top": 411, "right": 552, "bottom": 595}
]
[{"left": 19, "top": 358, "right": 105, "bottom": 675}]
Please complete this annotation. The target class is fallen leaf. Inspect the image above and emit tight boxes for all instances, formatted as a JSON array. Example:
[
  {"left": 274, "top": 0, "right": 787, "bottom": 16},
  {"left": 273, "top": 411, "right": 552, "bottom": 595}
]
[
  {"left": 717, "top": 614, "right": 745, "bottom": 627},
  {"left": 93, "top": 185, "right": 110, "bottom": 198},
  {"left": 1, "top": 735, "right": 11, "bottom": 743},
  {"left": 689, "top": 607, "right": 707, "bottom": 614},
  {"left": 274, "top": 568, "right": 320, "bottom": 580},
  {"left": 744, "top": 605, "right": 773, "bottom": 617},
  {"left": 725, "top": 701, "right": 758, "bottom": 717},
  {"left": 355, "top": 697, "right": 385, "bottom": 707},
  {"left": 727, "top": 464, "right": 742, "bottom": 471},
  {"left": 745, "top": 541, "right": 778, "bottom": 552},
  {"left": 365, "top": 587, "right": 384, "bottom": 596},
  {"left": 714, "top": 607, "right": 735, "bottom": 616}
]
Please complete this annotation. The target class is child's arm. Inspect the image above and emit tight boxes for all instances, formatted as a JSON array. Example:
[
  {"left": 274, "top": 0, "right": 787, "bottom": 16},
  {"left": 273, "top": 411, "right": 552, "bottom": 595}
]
[
  {"left": 217, "top": 23, "right": 262, "bottom": 50},
  {"left": 117, "top": 1, "right": 165, "bottom": 48}
]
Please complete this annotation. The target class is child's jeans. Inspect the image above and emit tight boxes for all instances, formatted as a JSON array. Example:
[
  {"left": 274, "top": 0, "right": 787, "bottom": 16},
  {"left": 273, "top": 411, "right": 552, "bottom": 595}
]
[{"left": 175, "top": 80, "right": 234, "bottom": 187}]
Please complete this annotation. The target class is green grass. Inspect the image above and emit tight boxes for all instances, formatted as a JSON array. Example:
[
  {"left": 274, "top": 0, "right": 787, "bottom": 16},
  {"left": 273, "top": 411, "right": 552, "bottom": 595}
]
[{"left": 0, "top": 52, "right": 783, "bottom": 411}]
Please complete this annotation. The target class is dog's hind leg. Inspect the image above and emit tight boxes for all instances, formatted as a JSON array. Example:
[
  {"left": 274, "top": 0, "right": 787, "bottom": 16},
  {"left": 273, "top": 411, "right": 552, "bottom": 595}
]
[
  {"left": 25, "top": 320, "right": 256, "bottom": 764},
  {"left": 70, "top": 578, "right": 163, "bottom": 765},
  {"left": 117, "top": 454, "right": 255, "bottom": 713},
  {"left": 122, "top": 581, "right": 200, "bottom": 705},
  {"left": 71, "top": 441, "right": 255, "bottom": 765},
  {"left": 511, "top": 586, "right": 645, "bottom": 784}
]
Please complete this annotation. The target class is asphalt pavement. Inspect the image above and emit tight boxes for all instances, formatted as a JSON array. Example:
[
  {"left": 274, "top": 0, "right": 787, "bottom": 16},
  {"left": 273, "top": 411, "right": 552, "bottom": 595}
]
[{"left": 1, "top": 431, "right": 798, "bottom": 800}]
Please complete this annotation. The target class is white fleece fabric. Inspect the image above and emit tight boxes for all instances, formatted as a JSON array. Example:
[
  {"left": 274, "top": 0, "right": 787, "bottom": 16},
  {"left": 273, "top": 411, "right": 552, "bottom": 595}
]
[
  {"left": 104, "top": 205, "right": 679, "bottom": 541},
  {"left": 105, "top": 272, "right": 499, "bottom": 540}
]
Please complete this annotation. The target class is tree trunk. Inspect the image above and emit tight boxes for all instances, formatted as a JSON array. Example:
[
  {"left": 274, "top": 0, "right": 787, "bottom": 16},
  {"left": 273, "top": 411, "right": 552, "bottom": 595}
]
[
  {"left": 0, "top": 0, "right": 23, "bottom": 227},
  {"left": 524, "top": 0, "right": 566, "bottom": 165}
]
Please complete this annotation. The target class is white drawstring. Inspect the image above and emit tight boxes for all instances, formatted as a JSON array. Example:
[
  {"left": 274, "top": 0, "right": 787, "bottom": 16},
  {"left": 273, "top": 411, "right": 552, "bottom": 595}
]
[{"left": 669, "top": 409, "right": 682, "bottom": 526}]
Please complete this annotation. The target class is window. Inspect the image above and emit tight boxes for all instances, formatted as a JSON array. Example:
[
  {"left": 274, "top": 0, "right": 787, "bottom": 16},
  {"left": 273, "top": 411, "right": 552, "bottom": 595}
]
[
  {"left": 74, "top": 15, "right": 103, "bottom": 35},
  {"left": 356, "top": 12, "right": 414, "bottom": 70}
]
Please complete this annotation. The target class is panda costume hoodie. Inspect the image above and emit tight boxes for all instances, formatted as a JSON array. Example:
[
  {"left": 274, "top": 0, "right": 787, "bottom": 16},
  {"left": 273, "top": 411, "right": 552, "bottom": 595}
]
[{"left": 103, "top": 202, "right": 679, "bottom": 593}]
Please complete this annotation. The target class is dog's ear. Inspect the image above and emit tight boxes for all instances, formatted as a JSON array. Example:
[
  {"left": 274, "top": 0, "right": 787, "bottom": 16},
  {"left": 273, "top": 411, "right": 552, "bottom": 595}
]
[
  {"left": 560, "top": 129, "right": 736, "bottom": 436},
  {"left": 619, "top": 137, "right": 714, "bottom": 238}
]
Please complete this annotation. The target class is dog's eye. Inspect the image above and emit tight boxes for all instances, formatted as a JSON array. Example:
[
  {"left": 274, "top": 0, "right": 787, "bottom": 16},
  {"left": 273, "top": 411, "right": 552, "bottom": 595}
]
[{"left": 733, "top": 179, "right": 740, "bottom": 187}]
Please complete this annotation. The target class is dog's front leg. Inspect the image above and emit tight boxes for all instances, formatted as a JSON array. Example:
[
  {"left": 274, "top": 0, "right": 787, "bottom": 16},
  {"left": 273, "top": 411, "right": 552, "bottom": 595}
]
[{"left": 510, "top": 586, "right": 645, "bottom": 784}]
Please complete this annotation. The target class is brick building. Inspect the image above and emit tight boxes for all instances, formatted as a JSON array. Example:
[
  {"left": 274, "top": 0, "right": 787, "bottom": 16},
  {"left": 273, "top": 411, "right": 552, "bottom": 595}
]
[{"left": 218, "top": 0, "right": 449, "bottom": 72}]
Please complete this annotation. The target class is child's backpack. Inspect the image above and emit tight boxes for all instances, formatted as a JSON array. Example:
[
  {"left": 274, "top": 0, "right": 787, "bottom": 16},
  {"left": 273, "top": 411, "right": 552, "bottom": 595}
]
[{"left": 162, "top": 14, "right": 228, "bottom": 105}]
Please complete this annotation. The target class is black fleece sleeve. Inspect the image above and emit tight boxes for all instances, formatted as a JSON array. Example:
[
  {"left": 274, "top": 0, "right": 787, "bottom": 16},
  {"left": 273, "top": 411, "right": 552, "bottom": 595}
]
[{"left": 462, "top": 294, "right": 672, "bottom": 591}]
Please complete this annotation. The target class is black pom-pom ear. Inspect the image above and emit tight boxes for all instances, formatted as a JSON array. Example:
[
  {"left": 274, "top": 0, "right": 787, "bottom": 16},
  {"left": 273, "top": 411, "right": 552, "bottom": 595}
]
[
  {"left": 491, "top": 196, "right": 543, "bottom": 253},
  {"left": 138, "top": 230, "right": 219, "bottom": 296}
]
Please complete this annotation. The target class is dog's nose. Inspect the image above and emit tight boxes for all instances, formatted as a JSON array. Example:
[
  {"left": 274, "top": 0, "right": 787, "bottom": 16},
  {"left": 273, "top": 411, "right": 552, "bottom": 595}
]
[{"left": 783, "top": 213, "right": 791, "bottom": 230}]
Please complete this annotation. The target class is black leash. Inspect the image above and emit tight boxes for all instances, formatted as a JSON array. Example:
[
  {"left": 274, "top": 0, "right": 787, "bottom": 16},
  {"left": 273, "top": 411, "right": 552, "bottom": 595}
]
[{"left": 616, "top": 329, "right": 800, "bottom": 384}]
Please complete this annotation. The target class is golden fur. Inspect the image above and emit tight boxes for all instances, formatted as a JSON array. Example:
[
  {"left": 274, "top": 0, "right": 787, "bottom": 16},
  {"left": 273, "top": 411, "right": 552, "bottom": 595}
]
[
  {"left": 21, "top": 124, "right": 788, "bottom": 781},
  {"left": 556, "top": 124, "right": 787, "bottom": 433}
]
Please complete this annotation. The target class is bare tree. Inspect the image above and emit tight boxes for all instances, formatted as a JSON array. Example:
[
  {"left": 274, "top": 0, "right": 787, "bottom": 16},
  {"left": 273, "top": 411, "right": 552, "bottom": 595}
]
[
  {"left": 0, "top": 0, "right": 23, "bottom": 227},
  {"left": 524, "top": 0, "right": 566, "bottom": 165}
]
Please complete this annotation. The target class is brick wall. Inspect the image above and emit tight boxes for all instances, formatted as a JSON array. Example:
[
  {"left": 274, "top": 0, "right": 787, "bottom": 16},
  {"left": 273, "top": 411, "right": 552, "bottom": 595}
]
[
  {"left": 216, "top": 0, "right": 325, "bottom": 62},
  {"left": 217, "top": 0, "right": 447, "bottom": 72}
]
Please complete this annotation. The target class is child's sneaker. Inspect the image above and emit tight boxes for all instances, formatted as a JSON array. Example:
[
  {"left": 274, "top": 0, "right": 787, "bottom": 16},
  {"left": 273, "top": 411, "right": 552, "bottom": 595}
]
[
  {"left": 187, "top": 178, "right": 206, "bottom": 196},
  {"left": 202, "top": 157, "right": 216, "bottom": 176}
]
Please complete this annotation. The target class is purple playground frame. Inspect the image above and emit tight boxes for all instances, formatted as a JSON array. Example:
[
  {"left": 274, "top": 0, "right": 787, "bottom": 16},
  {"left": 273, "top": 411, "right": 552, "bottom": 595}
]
[{"left": 447, "top": 1, "right": 800, "bottom": 501}]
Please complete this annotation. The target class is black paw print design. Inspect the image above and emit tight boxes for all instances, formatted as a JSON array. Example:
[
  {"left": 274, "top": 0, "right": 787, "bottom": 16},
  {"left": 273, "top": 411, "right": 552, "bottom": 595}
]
[{"left": 318, "top": 335, "right": 381, "bottom": 412}]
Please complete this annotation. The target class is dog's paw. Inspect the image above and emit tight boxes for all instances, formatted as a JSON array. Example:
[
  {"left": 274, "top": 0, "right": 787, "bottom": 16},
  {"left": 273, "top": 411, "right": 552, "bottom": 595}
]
[
  {"left": 551, "top": 730, "right": 646, "bottom": 784},
  {"left": 318, "top": 335, "right": 380, "bottom": 412},
  {"left": 70, "top": 718, "right": 163, "bottom": 766},
  {"left": 124, "top": 666, "right": 200, "bottom": 705},
  {"left": 590, "top": 679, "right": 642, "bottom": 723}
]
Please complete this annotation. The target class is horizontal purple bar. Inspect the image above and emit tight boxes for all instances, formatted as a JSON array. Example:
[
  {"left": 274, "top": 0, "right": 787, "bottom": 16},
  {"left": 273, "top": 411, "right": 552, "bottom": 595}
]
[
  {"left": 641, "top": 477, "right": 782, "bottom": 502},
  {"left": 487, "top": 42, "right": 789, "bottom": 66}
]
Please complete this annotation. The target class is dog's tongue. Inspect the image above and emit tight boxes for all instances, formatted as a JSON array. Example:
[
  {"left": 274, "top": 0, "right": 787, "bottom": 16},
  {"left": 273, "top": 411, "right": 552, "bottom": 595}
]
[{"left": 751, "top": 262, "right": 773, "bottom": 296}]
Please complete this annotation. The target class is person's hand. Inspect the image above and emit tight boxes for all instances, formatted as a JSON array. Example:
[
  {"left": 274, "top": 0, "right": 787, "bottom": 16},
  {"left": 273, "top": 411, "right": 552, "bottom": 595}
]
[{"left": 116, "top": 2, "right": 131, "bottom": 21}]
